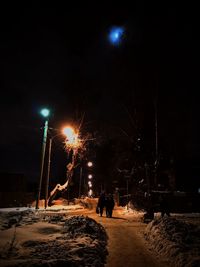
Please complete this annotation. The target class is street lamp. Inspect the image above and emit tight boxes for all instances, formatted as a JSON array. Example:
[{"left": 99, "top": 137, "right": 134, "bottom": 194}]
[
  {"left": 36, "top": 108, "right": 50, "bottom": 209},
  {"left": 87, "top": 161, "right": 93, "bottom": 167},
  {"left": 45, "top": 132, "right": 63, "bottom": 209},
  {"left": 45, "top": 126, "right": 77, "bottom": 208},
  {"left": 79, "top": 161, "right": 93, "bottom": 198},
  {"left": 46, "top": 125, "right": 83, "bottom": 206},
  {"left": 63, "top": 126, "right": 79, "bottom": 149}
]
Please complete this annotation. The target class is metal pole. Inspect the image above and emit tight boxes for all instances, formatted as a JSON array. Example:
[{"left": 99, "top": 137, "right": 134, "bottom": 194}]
[
  {"left": 126, "top": 178, "right": 129, "bottom": 209},
  {"left": 36, "top": 120, "right": 48, "bottom": 209},
  {"left": 45, "top": 137, "right": 52, "bottom": 209},
  {"left": 145, "top": 163, "right": 150, "bottom": 198},
  {"left": 154, "top": 98, "right": 158, "bottom": 188},
  {"left": 79, "top": 166, "right": 82, "bottom": 198}
]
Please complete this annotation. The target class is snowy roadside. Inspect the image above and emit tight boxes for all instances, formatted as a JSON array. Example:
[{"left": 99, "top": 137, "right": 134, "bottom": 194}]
[
  {"left": 144, "top": 216, "right": 200, "bottom": 267},
  {"left": 0, "top": 208, "right": 108, "bottom": 267},
  {"left": 120, "top": 204, "right": 200, "bottom": 267}
]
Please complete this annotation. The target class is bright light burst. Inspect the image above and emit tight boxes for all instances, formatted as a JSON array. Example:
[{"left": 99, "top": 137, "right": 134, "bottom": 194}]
[{"left": 63, "top": 126, "right": 81, "bottom": 150}]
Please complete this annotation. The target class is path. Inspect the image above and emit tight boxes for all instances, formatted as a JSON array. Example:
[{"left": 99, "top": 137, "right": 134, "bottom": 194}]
[{"left": 87, "top": 205, "right": 168, "bottom": 267}]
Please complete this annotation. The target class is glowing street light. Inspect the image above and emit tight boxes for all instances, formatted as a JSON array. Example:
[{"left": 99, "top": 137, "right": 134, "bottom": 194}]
[
  {"left": 36, "top": 108, "right": 50, "bottom": 209},
  {"left": 63, "top": 126, "right": 75, "bottom": 140},
  {"left": 88, "top": 189, "right": 93, "bottom": 197},
  {"left": 45, "top": 130, "right": 67, "bottom": 209},
  {"left": 87, "top": 161, "right": 93, "bottom": 167},
  {"left": 40, "top": 108, "right": 50, "bottom": 117},
  {"left": 62, "top": 126, "right": 80, "bottom": 150},
  {"left": 45, "top": 125, "right": 82, "bottom": 208},
  {"left": 88, "top": 174, "right": 93, "bottom": 179}
]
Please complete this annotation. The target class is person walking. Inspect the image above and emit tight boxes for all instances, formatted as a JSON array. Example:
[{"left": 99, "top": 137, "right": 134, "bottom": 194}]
[
  {"left": 160, "top": 194, "right": 170, "bottom": 217},
  {"left": 105, "top": 193, "right": 115, "bottom": 218},
  {"left": 97, "top": 191, "right": 106, "bottom": 216}
]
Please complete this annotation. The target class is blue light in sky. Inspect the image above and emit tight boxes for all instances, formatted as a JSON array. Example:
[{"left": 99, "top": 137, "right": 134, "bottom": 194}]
[{"left": 108, "top": 26, "right": 124, "bottom": 45}]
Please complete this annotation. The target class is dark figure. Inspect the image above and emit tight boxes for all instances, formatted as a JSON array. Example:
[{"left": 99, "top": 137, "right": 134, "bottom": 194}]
[
  {"left": 160, "top": 195, "right": 170, "bottom": 217},
  {"left": 105, "top": 194, "right": 115, "bottom": 218},
  {"left": 97, "top": 192, "right": 106, "bottom": 216},
  {"left": 143, "top": 206, "right": 154, "bottom": 223},
  {"left": 143, "top": 195, "right": 154, "bottom": 223}
]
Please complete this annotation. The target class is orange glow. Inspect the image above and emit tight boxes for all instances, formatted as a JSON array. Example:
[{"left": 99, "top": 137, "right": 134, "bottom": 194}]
[{"left": 63, "top": 126, "right": 81, "bottom": 150}]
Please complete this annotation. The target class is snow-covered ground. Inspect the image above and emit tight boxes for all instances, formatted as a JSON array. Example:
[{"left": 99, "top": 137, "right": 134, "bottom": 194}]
[
  {"left": 119, "top": 204, "right": 200, "bottom": 267},
  {"left": 0, "top": 200, "right": 200, "bottom": 267},
  {"left": 0, "top": 208, "right": 108, "bottom": 267},
  {"left": 144, "top": 215, "right": 200, "bottom": 267}
]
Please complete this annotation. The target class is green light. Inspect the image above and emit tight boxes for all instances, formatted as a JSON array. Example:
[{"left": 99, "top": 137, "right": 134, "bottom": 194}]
[{"left": 40, "top": 108, "right": 50, "bottom": 117}]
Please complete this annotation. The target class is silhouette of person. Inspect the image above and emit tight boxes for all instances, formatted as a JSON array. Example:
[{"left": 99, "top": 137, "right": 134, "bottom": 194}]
[
  {"left": 105, "top": 193, "right": 115, "bottom": 218},
  {"left": 97, "top": 192, "right": 106, "bottom": 216},
  {"left": 160, "top": 195, "right": 170, "bottom": 217}
]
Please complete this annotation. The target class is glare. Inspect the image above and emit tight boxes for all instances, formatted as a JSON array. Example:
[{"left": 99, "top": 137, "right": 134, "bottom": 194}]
[
  {"left": 87, "top": 161, "right": 93, "bottom": 167},
  {"left": 63, "top": 126, "right": 75, "bottom": 138},
  {"left": 62, "top": 126, "right": 79, "bottom": 147},
  {"left": 88, "top": 189, "right": 93, "bottom": 197},
  {"left": 40, "top": 108, "right": 50, "bottom": 117},
  {"left": 88, "top": 174, "right": 93, "bottom": 179},
  {"left": 62, "top": 126, "right": 82, "bottom": 152}
]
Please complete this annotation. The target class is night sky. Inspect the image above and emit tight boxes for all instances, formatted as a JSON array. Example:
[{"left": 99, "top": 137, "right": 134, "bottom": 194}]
[{"left": 0, "top": 3, "right": 199, "bottom": 186}]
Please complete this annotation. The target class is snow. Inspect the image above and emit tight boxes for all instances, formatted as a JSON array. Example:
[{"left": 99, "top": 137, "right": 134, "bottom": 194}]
[
  {"left": 0, "top": 200, "right": 200, "bottom": 267},
  {"left": 121, "top": 203, "right": 200, "bottom": 267},
  {"left": 0, "top": 205, "right": 84, "bottom": 213},
  {"left": 0, "top": 209, "right": 108, "bottom": 267},
  {"left": 144, "top": 216, "right": 200, "bottom": 267}
]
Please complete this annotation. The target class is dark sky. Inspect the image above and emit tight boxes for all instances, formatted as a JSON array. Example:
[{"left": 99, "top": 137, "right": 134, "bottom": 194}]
[{"left": 0, "top": 3, "right": 199, "bottom": 182}]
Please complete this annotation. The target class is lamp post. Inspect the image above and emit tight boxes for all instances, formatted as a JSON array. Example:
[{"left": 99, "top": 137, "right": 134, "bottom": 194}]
[
  {"left": 45, "top": 136, "right": 52, "bottom": 209},
  {"left": 36, "top": 108, "right": 50, "bottom": 209},
  {"left": 45, "top": 126, "right": 76, "bottom": 208},
  {"left": 78, "top": 166, "right": 83, "bottom": 198},
  {"left": 78, "top": 161, "right": 93, "bottom": 198},
  {"left": 87, "top": 162, "right": 93, "bottom": 197},
  {"left": 46, "top": 126, "right": 80, "bottom": 207}
]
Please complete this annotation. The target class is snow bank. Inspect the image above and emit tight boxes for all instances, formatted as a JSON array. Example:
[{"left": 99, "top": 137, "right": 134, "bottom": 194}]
[
  {"left": 144, "top": 217, "right": 200, "bottom": 267},
  {"left": 0, "top": 213, "right": 108, "bottom": 267},
  {"left": 0, "top": 209, "right": 39, "bottom": 230}
]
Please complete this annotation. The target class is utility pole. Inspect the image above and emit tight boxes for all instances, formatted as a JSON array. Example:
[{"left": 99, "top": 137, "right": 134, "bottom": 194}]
[
  {"left": 154, "top": 96, "right": 158, "bottom": 188},
  {"left": 79, "top": 166, "right": 82, "bottom": 198},
  {"left": 145, "top": 162, "right": 150, "bottom": 198},
  {"left": 126, "top": 177, "right": 129, "bottom": 209},
  {"left": 45, "top": 137, "right": 52, "bottom": 209},
  {"left": 36, "top": 120, "right": 49, "bottom": 209}
]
